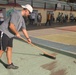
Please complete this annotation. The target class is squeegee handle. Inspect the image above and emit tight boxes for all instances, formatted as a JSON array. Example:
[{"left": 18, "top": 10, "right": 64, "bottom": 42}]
[
  {"left": 20, "top": 36, "right": 47, "bottom": 53},
  {"left": 19, "top": 36, "right": 56, "bottom": 59}
]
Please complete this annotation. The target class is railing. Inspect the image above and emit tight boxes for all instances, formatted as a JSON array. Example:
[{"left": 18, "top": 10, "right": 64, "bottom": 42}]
[
  {"left": 0, "top": 0, "right": 7, "bottom": 4},
  {"left": 0, "top": 0, "right": 76, "bottom": 11},
  {"left": 16, "top": 0, "right": 76, "bottom": 11}
]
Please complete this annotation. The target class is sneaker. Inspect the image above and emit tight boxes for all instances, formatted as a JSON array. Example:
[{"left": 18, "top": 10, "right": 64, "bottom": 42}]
[{"left": 6, "top": 63, "right": 19, "bottom": 69}]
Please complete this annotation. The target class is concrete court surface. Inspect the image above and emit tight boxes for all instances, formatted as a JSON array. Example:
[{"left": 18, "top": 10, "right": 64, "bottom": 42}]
[
  {"left": 27, "top": 25, "right": 76, "bottom": 55},
  {"left": 28, "top": 26, "right": 76, "bottom": 46},
  {"left": 0, "top": 25, "right": 76, "bottom": 75},
  {"left": 0, "top": 39, "right": 76, "bottom": 75}
]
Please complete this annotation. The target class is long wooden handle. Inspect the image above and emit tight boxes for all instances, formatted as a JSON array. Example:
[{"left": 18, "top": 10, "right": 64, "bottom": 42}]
[
  {"left": 20, "top": 36, "right": 56, "bottom": 59},
  {"left": 20, "top": 37, "right": 49, "bottom": 54}
]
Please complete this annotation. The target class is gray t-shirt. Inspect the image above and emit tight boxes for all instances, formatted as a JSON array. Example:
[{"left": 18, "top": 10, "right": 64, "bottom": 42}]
[{"left": 0, "top": 9, "right": 26, "bottom": 38}]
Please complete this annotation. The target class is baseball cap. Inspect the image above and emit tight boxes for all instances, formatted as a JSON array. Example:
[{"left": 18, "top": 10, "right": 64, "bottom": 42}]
[{"left": 21, "top": 4, "right": 33, "bottom": 13}]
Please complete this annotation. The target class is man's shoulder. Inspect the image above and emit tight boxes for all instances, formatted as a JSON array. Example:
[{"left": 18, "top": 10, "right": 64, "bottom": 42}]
[
  {"left": 11, "top": 9, "right": 20, "bottom": 17},
  {"left": 11, "top": 9, "right": 18, "bottom": 14}
]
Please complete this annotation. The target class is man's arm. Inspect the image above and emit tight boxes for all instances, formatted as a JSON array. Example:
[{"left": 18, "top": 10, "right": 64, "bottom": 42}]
[
  {"left": 22, "top": 28, "right": 31, "bottom": 43},
  {"left": 9, "top": 23, "right": 21, "bottom": 37}
]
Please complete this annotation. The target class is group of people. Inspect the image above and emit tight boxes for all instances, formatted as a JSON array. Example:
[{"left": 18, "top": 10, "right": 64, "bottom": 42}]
[
  {"left": 29, "top": 12, "right": 55, "bottom": 26},
  {"left": 56, "top": 12, "right": 68, "bottom": 23},
  {"left": 56, "top": 12, "right": 76, "bottom": 23},
  {"left": 29, "top": 12, "right": 42, "bottom": 26},
  {"left": 69, "top": 13, "right": 76, "bottom": 22}
]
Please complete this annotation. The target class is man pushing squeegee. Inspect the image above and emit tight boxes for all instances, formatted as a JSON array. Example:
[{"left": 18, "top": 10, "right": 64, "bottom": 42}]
[{"left": 0, "top": 4, "right": 56, "bottom": 69}]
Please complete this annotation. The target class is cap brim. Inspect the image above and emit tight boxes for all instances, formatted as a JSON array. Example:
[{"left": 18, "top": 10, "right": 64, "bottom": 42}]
[{"left": 21, "top": 5, "right": 25, "bottom": 8}]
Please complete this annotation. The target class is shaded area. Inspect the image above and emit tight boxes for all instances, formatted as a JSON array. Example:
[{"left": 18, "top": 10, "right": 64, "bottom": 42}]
[
  {"left": 41, "top": 61, "right": 57, "bottom": 70},
  {"left": 41, "top": 61, "right": 67, "bottom": 75},
  {"left": 0, "top": 59, "right": 7, "bottom": 68},
  {"left": 51, "top": 69, "right": 67, "bottom": 75},
  {"left": 26, "top": 22, "right": 76, "bottom": 31},
  {"left": 56, "top": 26, "right": 76, "bottom": 32},
  {"left": 73, "top": 60, "right": 76, "bottom": 64}
]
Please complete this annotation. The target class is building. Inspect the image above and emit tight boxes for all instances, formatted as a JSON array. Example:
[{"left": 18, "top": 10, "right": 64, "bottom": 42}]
[{"left": 0, "top": 0, "right": 76, "bottom": 24}]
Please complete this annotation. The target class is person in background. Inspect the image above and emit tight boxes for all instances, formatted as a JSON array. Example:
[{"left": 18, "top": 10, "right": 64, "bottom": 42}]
[
  {"left": 29, "top": 11, "right": 35, "bottom": 25},
  {"left": 50, "top": 14, "right": 54, "bottom": 25},
  {"left": 45, "top": 12, "right": 51, "bottom": 26},
  {"left": 0, "top": 4, "right": 33, "bottom": 69},
  {"left": 0, "top": 11, "right": 4, "bottom": 25},
  {"left": 37, "top": 13, "right": 42, "bottom": 26}
]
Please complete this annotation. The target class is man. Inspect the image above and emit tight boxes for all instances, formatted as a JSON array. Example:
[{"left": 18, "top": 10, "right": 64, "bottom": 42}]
[{"left": 0, "top": 4, "right": 33, "bottom": 69}]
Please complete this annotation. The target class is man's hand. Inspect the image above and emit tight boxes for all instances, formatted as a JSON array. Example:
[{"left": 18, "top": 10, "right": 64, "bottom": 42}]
[
  {"left": 16, "top": 33, "right": 21, "bottom": 38},
  {"left": 27, "top": 38, "right": 31, "bottom": 44},
  {"left": 22, "top": 29, "right": 32, "bottom": 44}
]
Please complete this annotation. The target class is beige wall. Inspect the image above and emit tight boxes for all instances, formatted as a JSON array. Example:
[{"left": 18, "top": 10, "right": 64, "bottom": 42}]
[
  {"left": 0, "top": 5, "right": 76, "bottom": 23},
  {"left": 37, "top": 9, "right": 76, "bottom": 23},
  {"left": 35, "top": 8, "right": 76, "bottom": 23}
]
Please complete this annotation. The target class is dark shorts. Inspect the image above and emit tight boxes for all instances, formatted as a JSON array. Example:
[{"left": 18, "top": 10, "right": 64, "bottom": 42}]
[{"left": 0, "top": 31, "right": 13, "bottom": 51}]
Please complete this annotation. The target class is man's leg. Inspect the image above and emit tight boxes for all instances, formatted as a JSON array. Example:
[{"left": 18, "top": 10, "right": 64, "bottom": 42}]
[
  {"left": 45, "top": 20, "right": 48, "bottom": 26},
  {"left": 6, "top": 38, "right": 19, "bottom": 69},
  {"left": 0, "top": 50, "right": 4, "bottom": 58},
  {"left": 6, "top": 47, "right": 12, "bottom": 64},
  {"left": 6, "top": 46, "right": 19, "bottom": 69}
]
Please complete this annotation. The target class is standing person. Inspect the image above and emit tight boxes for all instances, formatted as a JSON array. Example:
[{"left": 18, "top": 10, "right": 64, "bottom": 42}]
[
  {"left": 29, "top": 11, "right": 35, "bottom": 25},
  {"left": 45, "top": 13, "right": 51, "bottom": 26},
  {"left": 0, "top": 11, "right": 4, "bottom": 25},
  {"left": 37, "top": 13, "right": 42, "bottom": 26},
  {"left": 0, "top": 4, "right": 33, "bottom": 69}
]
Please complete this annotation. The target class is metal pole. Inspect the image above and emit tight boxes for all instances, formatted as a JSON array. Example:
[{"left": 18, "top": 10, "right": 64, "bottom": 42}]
[
  {"left": 7, "top": 0, "right": 9, "bottom": 4},
  {"left": 31, "top": 0, "right": 33, "bottom": 7},
  {"left": 14, "top": 0, "right": 16, "bottom": 6}
]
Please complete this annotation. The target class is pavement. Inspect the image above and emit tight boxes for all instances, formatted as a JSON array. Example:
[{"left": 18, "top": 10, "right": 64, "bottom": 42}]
[{"left": 0, "top": 22, "right": 76, "bottom": 75}]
